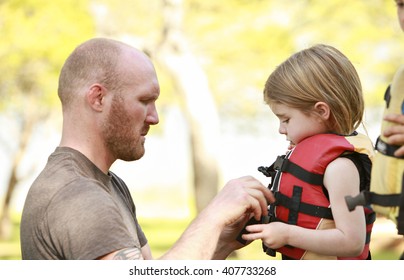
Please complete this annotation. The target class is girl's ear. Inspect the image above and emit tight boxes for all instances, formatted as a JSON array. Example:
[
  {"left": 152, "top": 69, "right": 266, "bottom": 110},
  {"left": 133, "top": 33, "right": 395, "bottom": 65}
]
[{"left": 314, "top": 101, "right": 330, "bottom": 120}]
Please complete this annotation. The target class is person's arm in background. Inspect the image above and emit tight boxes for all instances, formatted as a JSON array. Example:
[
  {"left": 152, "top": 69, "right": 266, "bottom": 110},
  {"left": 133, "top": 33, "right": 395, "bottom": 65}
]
[{"left": 383, "top": 113, "right": 404, "bottom": 157}]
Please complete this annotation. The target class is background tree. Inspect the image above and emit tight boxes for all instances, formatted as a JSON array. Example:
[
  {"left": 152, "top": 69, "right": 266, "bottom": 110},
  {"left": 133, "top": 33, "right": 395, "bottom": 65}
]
[
  {"left": 184, "top": 0, "right": 403, "bottom": 123},
  {"left": 0, "top": 0, "right": 95, "bottom": 239},
  {"left": 93, "top": 0, "right": 220, "bottom": 213},
  {"left": 153, "top": 0, "right": 220, "bottom": 212},
  {"left": 1, "top": 0, "right": 403, "bottom": 256}
]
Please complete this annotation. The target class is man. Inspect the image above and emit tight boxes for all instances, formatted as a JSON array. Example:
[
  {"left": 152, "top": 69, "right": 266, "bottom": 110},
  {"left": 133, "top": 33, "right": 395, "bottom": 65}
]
[{"left": 20, "top": 38, "right": 273, "bottom": 260}]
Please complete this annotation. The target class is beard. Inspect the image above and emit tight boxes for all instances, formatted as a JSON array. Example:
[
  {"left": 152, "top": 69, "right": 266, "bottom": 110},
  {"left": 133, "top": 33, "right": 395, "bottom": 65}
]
[{"left": 102, "top": 95, "right": 145, "bottom": 162}]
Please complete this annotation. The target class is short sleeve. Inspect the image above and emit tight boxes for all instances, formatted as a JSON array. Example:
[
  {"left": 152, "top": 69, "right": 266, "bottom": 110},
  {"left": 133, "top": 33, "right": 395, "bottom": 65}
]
[{"left": 44, "top": 180, "right": 138, "bottom": 259}]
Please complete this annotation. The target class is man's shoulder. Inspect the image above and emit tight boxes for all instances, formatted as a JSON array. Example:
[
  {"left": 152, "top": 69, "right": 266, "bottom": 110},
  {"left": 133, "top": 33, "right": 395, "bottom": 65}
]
[{"left": 26, "top": 147, "right": 112, "bottom": 214}]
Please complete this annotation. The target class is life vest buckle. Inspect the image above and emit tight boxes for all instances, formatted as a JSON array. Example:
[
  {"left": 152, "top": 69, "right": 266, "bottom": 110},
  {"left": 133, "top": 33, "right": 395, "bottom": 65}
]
[{"left": 274, "top": 155, "right": 286, "bottom": 171}]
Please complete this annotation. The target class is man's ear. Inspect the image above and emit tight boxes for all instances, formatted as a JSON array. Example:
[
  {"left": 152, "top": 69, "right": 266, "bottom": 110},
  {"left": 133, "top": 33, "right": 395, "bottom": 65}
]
[
  {"left": 86, "top": 84, "right": 105, "bottom": 112},
  {"left": 314, "top": 101, "right": 330, "bottom": 120}
]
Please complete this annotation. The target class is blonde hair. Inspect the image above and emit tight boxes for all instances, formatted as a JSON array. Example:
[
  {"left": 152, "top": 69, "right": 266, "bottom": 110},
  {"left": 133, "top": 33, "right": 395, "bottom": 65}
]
[{"left": 263, "top": 44, "right": 364, "bottom": 135}]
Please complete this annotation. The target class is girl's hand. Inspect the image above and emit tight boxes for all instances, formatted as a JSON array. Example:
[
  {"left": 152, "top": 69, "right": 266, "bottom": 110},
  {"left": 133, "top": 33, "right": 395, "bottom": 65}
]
[{"left": 242, "top": 222, "right": 289, "bottom": 249}]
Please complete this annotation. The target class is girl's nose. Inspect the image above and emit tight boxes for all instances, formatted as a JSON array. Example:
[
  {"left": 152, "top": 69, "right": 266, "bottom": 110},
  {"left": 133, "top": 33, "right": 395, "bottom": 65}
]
[{"left": 278, "top": 123, "right": 286, "bottom": 135}]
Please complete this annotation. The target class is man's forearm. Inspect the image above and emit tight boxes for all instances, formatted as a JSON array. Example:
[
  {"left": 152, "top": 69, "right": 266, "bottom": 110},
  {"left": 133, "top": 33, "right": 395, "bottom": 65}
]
[{"left": 159, "top": 211, "right": 224, "bottom": 260}]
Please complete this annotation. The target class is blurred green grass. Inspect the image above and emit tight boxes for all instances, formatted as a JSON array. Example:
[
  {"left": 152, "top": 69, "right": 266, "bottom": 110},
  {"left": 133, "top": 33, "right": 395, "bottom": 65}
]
[{"left": 1, "top": 214, "right": 402, "bottom": 260}]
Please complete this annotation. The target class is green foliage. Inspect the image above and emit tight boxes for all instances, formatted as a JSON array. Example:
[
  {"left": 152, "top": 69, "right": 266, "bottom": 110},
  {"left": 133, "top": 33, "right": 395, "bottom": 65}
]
[
  {"left": 0, "top": 212, "right": 21, "bottom": 259},
  {"left": 184, "top": 0, "right": 404, "bottom": 118},
  {"left": 2, "top": 214, "right": 401, "bottom": 260},
  {"left": 1, "top": 0, "right": 402, "bottom": 118},
  {"left": 1, "top": 0, "right": 403, "bottom": 260},
  {"left": 0, "top": 0, "right": 95, "bottom": 112}
]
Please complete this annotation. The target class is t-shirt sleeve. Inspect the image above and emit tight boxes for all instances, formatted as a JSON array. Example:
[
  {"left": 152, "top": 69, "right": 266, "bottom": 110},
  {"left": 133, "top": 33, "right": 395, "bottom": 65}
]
[
  {"left": 45, "top": 181, "right": 139, "bottom": 260},
  {"left": 136, "top": 220, "right": 147, "bottom": 248}
]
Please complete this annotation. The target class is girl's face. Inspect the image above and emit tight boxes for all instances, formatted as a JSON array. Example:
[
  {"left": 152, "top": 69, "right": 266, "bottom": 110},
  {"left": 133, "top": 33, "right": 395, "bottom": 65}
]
[{"left": 270, "top": 103, "right": 329, "bottom": 146}]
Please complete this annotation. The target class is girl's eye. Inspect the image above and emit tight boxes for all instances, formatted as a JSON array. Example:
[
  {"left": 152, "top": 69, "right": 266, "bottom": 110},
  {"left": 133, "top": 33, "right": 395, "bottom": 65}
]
[{"left": 282, "top": 119, "right": 289, "bottom": 124}]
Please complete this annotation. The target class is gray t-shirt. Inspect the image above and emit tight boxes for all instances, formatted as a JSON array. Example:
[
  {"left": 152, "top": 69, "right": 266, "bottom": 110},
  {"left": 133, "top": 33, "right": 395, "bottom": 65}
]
[{"left": 20, "top": 147, "right": 147, "bottom": 260}]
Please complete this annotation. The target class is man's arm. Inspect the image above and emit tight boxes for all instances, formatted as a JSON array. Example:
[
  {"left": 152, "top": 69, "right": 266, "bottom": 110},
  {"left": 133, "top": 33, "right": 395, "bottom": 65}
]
[
  {"left": 160, "top": 176, "right": 273, "bottom": 259},
  {"left": 98, "top": 243, "right": 152, "bottom": 260},
  {"left": 100, "top": 176, "right": 273, "bottom": 260},
  {"left": 98, "top": 247, "right": 143, "bottom": 260}
]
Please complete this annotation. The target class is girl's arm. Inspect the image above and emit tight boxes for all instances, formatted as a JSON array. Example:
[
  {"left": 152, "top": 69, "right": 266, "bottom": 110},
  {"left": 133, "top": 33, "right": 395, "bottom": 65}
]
[
  {"left": 243, "top": 157, "right": 366, "bottom": 257},
  {"left": 286, "top": 157, "right": 365, "bottom": 256}
]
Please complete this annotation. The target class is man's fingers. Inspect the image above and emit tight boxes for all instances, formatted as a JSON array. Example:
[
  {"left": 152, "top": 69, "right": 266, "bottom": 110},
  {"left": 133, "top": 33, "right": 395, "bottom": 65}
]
[
  {"left": 245, "top": 188, "right": 269, "bottom": 219},
  {"left": 238, "top": 177, "right": 274, "bottom": 218},
  {"left": 217, "top": 176, "right": 274, "bottom": 226},
  {"left": 239, "top": 176, "right": 275, "bottom": 203}
]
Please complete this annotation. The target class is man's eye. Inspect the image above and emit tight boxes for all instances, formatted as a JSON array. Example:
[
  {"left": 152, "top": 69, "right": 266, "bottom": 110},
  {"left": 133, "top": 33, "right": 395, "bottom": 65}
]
[{"left": 140, "top": 99, "right": 151, "bottom": 105}]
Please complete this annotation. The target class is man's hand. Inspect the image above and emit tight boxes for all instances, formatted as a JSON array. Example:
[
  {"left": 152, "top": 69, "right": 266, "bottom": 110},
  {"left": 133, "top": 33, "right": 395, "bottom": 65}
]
[
  {"left": 206, "top": 176, "right": 274, "bottom": 259},
  {"left": 160, "top": 176, "right": 274, "bottom": 260},
  {"left": 209, "top": 176, "right": 274, "bottom": 226}
]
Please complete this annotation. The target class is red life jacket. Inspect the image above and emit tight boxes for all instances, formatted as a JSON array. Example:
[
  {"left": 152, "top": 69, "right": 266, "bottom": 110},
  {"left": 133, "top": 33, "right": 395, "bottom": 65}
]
[{"left": 261, "top": 133, "right": 375, "bottom": 260}]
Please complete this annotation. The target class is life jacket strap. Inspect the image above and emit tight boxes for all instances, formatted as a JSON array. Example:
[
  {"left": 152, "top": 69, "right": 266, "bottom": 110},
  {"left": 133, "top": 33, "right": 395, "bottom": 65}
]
[
  {"left": 365, "top": 211, "right": 376, "bottom": 244},
  {"left": 375, "top": 137, "right": 404, "bottom": 159},
  {"left": 366, "top": 191, "right": 401, "bottom": 207},
  {"left": 275, "top": 189, "right": 334, "bottom": 220}
]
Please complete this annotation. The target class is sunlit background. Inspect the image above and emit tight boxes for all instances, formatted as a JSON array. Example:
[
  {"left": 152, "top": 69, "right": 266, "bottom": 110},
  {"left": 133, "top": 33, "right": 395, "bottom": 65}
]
[{"left": 1, "top": 0, "right": 403, "bottom": 259}]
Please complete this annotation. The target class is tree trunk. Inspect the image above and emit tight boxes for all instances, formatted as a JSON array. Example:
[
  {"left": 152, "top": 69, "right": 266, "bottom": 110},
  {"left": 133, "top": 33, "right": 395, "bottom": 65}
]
[
  {"left": 0, "top": 116, "right": 34, "bottom": 240},
  {"left": 155, "top": 0, "right": 220, "bottom": 213}
]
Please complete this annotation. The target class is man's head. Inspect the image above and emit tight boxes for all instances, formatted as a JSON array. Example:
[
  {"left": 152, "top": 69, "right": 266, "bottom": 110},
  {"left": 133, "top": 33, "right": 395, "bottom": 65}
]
[{"left": 58, "top": 38, "right": 160, "bottom": 165}]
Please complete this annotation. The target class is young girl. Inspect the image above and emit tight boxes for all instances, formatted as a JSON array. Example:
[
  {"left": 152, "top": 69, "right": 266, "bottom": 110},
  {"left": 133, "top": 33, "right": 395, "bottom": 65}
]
[{"left": 242, "top": 44, "right": 375, "bottom": 260}]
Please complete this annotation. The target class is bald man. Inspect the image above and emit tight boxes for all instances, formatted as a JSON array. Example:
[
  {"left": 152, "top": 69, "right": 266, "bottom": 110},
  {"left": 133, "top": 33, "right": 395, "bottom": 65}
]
[{"left": 20, "top": 38, "right": 273, "bottom": 260}]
